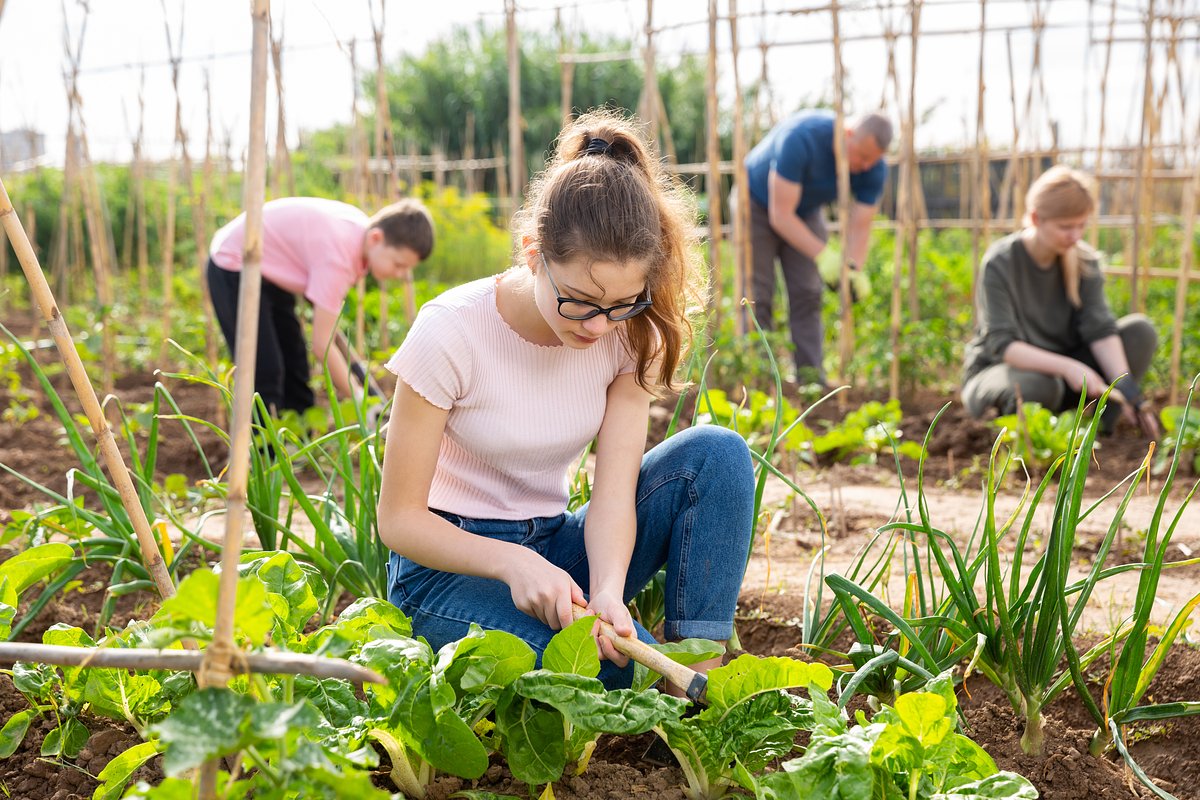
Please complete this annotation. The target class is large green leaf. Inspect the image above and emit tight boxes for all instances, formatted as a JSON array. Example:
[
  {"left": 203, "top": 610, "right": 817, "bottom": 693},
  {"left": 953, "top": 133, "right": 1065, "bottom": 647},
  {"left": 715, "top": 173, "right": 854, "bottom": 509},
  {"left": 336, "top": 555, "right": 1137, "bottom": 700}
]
[
  {"left": 542, "top": 616, "right": 601, "bottom": 678},
  {"left": 389, "top": 662, "right": 489, "bottom": 779},
  {"left": 335, "top": 597, "right": 413, "bottom": 638},
  {"left": 151, "top": 689, "right": 255, "bottom": 775},
  {"left": 295, "top": 675, "right": 367, "bottom": 727},
  {"left": 41, "top": 717, "right": 88, "bottom": 758},
  {"left": 83, "top": 669, "right": 166, "bottom": 722},
  {"left": 706, "top": 654, "right": 834, "bottom": 714},
  {"left": 155, "top": 570, "right": 273, "bottom": 645},
  {"left": 931, "top": 772, "right": 1039, "bottom": 799},
  {"left": 872, "top": 692, "right": 953, "bottom": 773},
  {"left": 0, "top": 709, "right": 34, "bottom": 757},
  {"left": 443, "top": 628, "right": 537, "bottom": 693},
  {"left": 0, "top": 543, "right": 74, "bottom": 595},
  {"left": 767, "top": 730, "right": 878, "bottom": 800},
  {"left": 496, "top": 688, "right": 566, "bottom": 785},
  {"left": 93, "top": 740, "right": 159, "bottom": 800},
  {"left": 513, "top": 671, "right": 688, "bottom": 734},
  {"left": 250, "top": 551, "right": 319, "bottom": 634}
]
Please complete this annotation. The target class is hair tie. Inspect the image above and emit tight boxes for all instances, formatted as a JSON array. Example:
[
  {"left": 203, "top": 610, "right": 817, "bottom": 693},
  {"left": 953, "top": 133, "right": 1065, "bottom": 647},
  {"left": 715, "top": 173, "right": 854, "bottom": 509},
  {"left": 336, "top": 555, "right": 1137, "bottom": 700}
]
[{"left": 583, "top": 137, "right": 613, "bottom": 157}]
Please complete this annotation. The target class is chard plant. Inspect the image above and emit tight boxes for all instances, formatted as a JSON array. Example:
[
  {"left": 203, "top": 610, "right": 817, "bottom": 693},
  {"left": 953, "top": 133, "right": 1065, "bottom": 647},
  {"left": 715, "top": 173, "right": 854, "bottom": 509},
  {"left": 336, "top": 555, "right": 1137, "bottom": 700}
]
[
  {"left": 746, "top": 673, "right": 1038, "bottom": 800},
  {"left": 1155, "top": 403, "right": 1200, "bottom": 475},
  {"left": 651, "top": 653, "right": 835, "bottom": 800},
  {"left": 991, "top": 402, "right": 1086, "bottom": 472}
]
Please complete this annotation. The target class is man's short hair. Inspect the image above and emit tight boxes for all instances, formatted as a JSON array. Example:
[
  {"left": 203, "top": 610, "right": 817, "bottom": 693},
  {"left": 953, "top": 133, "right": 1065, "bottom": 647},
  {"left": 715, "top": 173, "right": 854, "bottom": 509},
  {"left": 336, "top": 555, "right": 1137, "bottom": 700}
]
[
  {"left": 851, "top": 112, "right": 894, "bottom": 152},
  {"left": 369, "top": 198, "right": 435, "bottom": 259}
]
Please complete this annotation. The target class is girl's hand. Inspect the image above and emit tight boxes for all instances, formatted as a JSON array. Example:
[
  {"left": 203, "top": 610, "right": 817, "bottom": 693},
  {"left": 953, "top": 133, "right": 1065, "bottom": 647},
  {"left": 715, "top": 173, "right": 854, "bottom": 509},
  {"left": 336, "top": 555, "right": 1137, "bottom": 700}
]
[
  {"left": 506, "top": 549, "right": 586, "bottom": 631},
  {"left": 586, "top": 590, "right": 634, "bottom": 668}
]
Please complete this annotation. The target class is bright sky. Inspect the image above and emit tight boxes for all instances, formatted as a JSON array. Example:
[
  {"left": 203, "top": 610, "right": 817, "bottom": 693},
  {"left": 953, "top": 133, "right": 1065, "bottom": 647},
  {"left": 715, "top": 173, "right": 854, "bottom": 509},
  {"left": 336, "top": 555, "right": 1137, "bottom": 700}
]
[{"left": 0, "top": 0, "right": 1195, "bottom": 168}]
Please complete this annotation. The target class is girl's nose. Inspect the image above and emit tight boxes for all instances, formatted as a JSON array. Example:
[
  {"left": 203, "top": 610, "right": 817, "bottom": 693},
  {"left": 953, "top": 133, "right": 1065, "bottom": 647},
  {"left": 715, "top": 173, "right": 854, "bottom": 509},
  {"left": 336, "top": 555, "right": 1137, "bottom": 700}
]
[{"left": 582, "top": 314, "right": 610, "bottom": 336}]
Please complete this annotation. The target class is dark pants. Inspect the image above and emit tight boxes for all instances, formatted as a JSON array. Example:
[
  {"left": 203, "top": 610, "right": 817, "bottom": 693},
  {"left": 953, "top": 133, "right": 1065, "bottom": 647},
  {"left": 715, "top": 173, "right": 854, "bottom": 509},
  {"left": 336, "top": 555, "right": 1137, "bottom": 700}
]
[
  {"left": 961, "top": 314, "right": 1158, "bottom": 418},
  {"left": 748, "top": 198, "right": 828, "bottom": 381},
  {"left": 206, "top": 258, "right": 315, "bottom": 414}
]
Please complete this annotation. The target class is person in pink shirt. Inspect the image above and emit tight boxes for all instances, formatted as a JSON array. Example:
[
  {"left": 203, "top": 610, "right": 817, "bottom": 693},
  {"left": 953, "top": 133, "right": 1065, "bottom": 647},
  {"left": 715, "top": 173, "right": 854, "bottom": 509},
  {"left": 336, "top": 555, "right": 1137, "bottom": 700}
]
[
  {"left": 377, "top": 111, "right": 756, "bottom": 694},
  {"left": 206, "top": 196, "right": 434, "bottom": 414}
]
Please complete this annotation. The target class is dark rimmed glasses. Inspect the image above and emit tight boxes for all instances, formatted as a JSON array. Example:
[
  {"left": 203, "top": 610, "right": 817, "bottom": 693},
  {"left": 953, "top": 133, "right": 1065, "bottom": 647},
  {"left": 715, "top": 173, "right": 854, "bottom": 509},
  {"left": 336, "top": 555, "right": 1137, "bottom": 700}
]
[{"left": 540, "top": 252, "right": 653, "bottom": 321}]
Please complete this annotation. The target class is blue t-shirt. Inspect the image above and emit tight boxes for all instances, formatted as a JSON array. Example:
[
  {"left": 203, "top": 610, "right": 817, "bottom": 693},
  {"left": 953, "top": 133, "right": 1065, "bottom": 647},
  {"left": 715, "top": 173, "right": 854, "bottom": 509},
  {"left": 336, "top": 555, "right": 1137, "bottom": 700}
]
[{"left": 745, "top": 110, "right": 887, "bottom": 217}]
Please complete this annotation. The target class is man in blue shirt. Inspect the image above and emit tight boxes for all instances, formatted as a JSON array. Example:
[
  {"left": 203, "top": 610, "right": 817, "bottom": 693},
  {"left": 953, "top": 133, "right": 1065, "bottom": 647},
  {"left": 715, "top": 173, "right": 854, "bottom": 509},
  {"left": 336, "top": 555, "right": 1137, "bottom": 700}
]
[{"left": 745, "top": 110, "right": 892, "bottom": 384}]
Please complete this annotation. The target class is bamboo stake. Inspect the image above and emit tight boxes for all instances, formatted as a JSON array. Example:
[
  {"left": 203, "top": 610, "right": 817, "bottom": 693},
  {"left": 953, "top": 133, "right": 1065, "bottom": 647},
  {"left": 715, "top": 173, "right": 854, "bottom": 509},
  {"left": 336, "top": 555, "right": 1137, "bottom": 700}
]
[
  {"left": 705, "top": 0, "right": 724, "bottom": 325},
  {"left": 0, "top": 643, "right": 384, "bottom": 684},
  {"left": 369, "top": 1, "right": 396, "bottom": 349},
  {"left": 495, "top": 139, "right": 509, "bottom": 220},
  {"left": 269, "top": 15, "right": 295, "bottom": 198},
  {"left": 1168, "top": 157, "right": 1197, "bottom": 405},
  {"left": 904, "top": 1, "right": 923, "bottom": 325},
  {"left": 1091, "top": 0, "right": 1119, "bottom": 245},
  {"left": 831, "top": 0, "right": 854, "bottom": 386},
  {"left": 203, "top": 74, "right": 226, "bottom": 430},
  {"left": 506, "top": 0, "right": 524, "bottom": 215},
  {"left": 350, "top": 39, "right": 368, "bottom": 355},
  {"left": 970, "top": 0, "right": 988, "bottom": 303},
  {"left": 464, "top": 111, "right": 477, "bottom": 195},
  {"left": 1130, "top": 0, "right": 1156, "bottom": 312},
  {"left": 653, "top": 86, "right": 680, "bottom": 167},
  {"left": 0, "top": 181, "right": 176, "bottom": 602},
  {"left": 729, "top": 0, "right": 752, "bottom": 336},
  {"left": 881, "top": 13, "right": 905, "bottom": 400},
  {"left": 1000, "top": 31, "right": 1020, "bottom": 228},
  {"left": 196, "top": 3, "right": 269, "bottom": 795},
  {"left": 642, "top": 0, "right": 658, "bottom": 137},
  {"left": 557, "top": 9, "right": 575, "bottom": 125}
]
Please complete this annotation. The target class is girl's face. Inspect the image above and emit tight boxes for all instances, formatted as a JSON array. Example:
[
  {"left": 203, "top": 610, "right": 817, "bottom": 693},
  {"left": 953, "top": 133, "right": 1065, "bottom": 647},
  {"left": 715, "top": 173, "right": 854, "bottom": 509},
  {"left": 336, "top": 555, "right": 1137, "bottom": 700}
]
[
  {"left": 532, "top": 251, "right": 650, "bottom": 349},
  {"left": 1031, "top": 211, "right": 1090, "bottom": 257}
]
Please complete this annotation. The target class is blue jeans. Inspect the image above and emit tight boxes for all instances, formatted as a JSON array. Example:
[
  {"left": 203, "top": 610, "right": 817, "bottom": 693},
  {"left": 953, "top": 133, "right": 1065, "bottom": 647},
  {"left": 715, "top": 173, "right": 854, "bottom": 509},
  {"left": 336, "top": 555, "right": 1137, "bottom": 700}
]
[{"left": 386, "top": 425, "right": 755, "bottom": 689}]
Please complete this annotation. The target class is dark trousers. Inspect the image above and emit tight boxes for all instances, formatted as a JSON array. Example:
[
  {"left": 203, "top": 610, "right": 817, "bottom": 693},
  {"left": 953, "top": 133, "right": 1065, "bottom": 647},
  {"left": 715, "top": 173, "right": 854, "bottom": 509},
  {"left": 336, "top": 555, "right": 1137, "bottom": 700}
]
[
  {"left": 748, "top": 199, "right": 828, "bottom": 381},
  {"left": 961, "top": 315, "right": 1158, "bottom": 418},
  {"left": 206, "top": 258, "right": 315, "bottom": 414}
]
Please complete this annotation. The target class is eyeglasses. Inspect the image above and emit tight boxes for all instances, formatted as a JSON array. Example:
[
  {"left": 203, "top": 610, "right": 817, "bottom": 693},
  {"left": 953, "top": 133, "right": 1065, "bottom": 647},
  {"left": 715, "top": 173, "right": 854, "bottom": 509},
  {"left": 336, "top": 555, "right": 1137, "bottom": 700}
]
[{"left": 540, "top": 252, "right": 653, "bottom": 321}]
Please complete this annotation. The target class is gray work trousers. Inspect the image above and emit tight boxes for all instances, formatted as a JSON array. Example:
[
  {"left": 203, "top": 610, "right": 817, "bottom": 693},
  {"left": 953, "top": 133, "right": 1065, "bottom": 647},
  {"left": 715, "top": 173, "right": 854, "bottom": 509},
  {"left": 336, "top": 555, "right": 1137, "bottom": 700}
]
[
  {"left": 748, "top": 198, "right": 828, "bottom": 380},
  {"left": 961, "top": 314, "right": 1158, "bottom": 417}
]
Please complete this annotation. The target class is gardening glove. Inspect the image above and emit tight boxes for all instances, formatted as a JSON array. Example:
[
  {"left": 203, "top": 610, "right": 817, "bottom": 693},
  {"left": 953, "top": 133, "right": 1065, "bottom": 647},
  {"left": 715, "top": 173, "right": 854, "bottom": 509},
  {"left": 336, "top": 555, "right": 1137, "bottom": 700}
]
[{"left": 817, "top": 244, "right": 870, "bottom": 304}]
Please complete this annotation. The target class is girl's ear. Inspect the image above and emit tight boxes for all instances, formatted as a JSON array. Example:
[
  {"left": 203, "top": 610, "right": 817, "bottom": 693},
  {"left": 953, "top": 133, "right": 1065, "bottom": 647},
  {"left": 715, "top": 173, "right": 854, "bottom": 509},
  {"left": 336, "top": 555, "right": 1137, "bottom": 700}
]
[
  {"left": 366, "top": 228, "right": 385, "bottom": 247},
  {"left": 1028, "top": 210, "right": 1041, "bottom": 228},
  {"left": 520, "top": 235, "right": 539, "bottom": 273}
]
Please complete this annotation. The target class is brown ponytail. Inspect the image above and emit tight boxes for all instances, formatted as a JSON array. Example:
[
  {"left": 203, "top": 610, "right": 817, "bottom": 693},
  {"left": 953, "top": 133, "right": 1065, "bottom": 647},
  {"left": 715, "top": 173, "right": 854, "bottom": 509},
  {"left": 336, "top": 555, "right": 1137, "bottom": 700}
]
[{"left": 513, "top": 109, "right": 705, "bottom": 394}]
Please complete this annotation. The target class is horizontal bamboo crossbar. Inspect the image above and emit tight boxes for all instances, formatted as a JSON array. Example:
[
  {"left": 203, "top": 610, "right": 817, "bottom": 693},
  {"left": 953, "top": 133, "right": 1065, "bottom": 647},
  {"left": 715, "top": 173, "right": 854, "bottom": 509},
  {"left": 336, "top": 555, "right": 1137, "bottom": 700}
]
[{"left": 0, "top": 643, "right": 386, "bottom": 685}]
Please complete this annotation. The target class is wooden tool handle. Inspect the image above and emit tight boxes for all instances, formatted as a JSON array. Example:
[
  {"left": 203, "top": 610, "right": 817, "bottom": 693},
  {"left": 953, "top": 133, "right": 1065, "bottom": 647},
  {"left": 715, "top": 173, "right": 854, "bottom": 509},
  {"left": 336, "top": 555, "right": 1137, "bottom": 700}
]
[{"left": 571, "top": 604, "right": 708, "bottom": 704}]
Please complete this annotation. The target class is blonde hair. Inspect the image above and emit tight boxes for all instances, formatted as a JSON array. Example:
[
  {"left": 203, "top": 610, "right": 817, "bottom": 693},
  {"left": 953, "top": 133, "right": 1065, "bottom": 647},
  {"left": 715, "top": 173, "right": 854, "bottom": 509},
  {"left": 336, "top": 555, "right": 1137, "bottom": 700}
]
[
  {"left": 514, "top": 109, "right": 705, "bottom": 395},
  {"left": 1024, "top": 165, "right": 1098, "bottom": 307}
]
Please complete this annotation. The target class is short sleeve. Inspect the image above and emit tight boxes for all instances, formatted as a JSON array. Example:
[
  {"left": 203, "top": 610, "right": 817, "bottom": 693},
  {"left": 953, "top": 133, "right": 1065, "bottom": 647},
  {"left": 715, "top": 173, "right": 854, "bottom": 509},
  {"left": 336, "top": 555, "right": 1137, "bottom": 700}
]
[
  {"left": 385, "top": 303, "right": 473, "bottom": 410},
  {"left": 772, "top": 129, "right": 813, "bottom": 185},
  {"left": 853, "top": 161, "right": 887, "bottom": 206}
]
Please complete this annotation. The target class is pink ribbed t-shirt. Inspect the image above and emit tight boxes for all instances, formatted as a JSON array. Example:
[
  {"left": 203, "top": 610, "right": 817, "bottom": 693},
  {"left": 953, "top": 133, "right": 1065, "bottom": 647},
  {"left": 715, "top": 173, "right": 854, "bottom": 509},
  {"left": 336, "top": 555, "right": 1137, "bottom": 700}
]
[
  {"left": 386, "top": 275, "right": 636, "bottom": 520},
  {"left": 209, "top": 197, "right": 369, "bottom": 313}
]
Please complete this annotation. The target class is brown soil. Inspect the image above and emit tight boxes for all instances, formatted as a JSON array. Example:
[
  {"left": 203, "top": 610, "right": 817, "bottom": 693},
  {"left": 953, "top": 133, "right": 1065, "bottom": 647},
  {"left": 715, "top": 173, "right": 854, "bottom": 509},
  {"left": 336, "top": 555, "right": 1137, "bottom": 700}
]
[{"left": 2, "top": 348, "right": 1197, "bottom": 799}]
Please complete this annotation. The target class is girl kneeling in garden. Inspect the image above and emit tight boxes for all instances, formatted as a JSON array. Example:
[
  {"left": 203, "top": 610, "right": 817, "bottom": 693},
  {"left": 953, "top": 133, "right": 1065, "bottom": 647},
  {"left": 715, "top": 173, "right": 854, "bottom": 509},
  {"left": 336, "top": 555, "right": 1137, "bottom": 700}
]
[
  {"left": 962, "top": 164, "right": 1160, "bottom": 437},
  {"left": 376, "top": 110, "right": 755, "bottom": 691}
]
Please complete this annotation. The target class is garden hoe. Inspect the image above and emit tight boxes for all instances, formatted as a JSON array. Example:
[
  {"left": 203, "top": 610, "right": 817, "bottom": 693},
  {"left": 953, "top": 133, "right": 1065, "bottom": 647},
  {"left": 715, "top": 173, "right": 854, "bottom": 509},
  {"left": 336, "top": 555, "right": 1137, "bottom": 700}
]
[{"left": 571, "top": 603, "right": 708, "bottom": 705}]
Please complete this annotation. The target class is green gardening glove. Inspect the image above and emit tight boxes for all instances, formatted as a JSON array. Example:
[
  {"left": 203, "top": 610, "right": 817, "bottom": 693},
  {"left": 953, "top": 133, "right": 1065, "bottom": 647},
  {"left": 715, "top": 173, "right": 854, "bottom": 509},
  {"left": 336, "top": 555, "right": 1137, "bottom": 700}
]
[
  {"left": 817, "top": 244, "right": 871, "bottom": 303},
  {"left": 817, "top": 244, "right": 843, "bottom": 292}
]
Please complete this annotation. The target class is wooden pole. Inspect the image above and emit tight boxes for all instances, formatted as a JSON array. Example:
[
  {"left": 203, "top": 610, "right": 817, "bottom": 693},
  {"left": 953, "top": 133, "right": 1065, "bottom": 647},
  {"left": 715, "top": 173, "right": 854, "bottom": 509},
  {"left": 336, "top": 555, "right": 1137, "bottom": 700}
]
[
  {"left": 269, "top": 16, "right": 295, "bottom": 198},
  {"left": 0, "top": 182, "right": 176, "bottom": 603},
  {"left": 904, "top": 1, "right": 923, "bottom": 324},
  {"left": 495, "top": 139, "right": 509, "bottom": 220},
  {"left": 970, "top": 0, "right": 988, "bottom": 305},
  {"left": 1168, "top": 157, "right": 1198, "bottom": 405},
  {"left": 883, "top": 20, "right": 905, "bottom": 400},
  {"left": 197, "top": 2, "right": 268, "bottom": 793},
  {"left": 464, "top": 111, "right": 477, "bottom": 194},
  {"left": 1131, "top": 0, "right": 1156, "bottom": 313},
  {"left": 1001, "top": 31, "right": 1020, "bottom": 228},
  {"left": 831, "top": 0, "right": 854, "bottom": 385},
  {"left": 1091, "top": 0, "right": 1119, "bottom": 245},
  {"left": 506, "top": 0, "right": 524, "bottom": 215},
  {"left": 369, "top": 1, "right": 396, "bottom": 349},
  {"left": 729, "top": 0, "right": 752, "bottom": 336},
  {"left": 557, "top": 9, "right": 575, "bottom": 125},
  {"left": 350, "top": 39, "right": 368, "bottom": 355},
  {"left": 705, "top": 0, "right": 724, "bottom": 324},
  {"left": 642, "top": 0, "right": 658, "bottom": 138}
]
